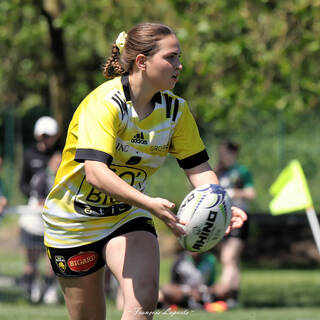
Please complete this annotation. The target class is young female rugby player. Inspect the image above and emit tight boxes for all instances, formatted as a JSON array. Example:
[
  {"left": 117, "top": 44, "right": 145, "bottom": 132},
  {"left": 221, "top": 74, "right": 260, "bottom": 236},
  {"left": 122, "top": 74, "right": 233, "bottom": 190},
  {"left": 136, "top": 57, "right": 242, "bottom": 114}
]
[{"left": 43, "top": 22, "right": 247, "bottom": 320}]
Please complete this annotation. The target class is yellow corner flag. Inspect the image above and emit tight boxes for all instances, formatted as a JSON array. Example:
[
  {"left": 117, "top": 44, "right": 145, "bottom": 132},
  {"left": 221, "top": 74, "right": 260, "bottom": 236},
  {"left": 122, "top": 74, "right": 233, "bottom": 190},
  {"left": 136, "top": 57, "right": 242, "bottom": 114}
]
[{"left": 269, "top": 160, "right": 313, "bottom": 215}]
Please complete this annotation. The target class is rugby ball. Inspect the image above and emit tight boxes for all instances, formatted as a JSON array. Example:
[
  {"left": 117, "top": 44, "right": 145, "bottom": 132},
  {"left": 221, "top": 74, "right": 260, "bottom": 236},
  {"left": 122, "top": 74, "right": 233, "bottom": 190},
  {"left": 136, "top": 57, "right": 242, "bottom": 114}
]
[{"left": 177, "top": 184, "right": 232, "bottom": 253}]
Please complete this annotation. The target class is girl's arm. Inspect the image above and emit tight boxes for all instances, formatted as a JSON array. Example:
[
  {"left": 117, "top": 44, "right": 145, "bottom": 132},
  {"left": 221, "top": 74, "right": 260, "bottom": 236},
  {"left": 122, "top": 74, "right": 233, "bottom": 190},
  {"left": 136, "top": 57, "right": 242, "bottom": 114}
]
[
  {"left": 184, "top": 161, "right": 247, "bottom": 233},
  {"left": 84, "top": 160, "right": 186, "bottom": 236}
]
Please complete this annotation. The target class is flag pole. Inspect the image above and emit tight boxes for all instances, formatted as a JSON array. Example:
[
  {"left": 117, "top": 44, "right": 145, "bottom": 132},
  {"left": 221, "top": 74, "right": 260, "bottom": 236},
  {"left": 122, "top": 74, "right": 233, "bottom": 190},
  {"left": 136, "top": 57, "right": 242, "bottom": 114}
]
[{"left": 305, "top": 207, "right": 320, "bottom": 255}]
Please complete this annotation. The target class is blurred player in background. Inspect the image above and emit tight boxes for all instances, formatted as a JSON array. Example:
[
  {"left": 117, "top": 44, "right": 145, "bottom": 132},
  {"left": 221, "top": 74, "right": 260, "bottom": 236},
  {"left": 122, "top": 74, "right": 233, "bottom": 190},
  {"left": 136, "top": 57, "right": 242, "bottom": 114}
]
[
  {"left": 19, "top": 116, "right": 60, "bottom": 198},
  {"left": 158, "top": 250, "right": 216, "bottom": 310},
  {"left": 19, "top": 117, "right": 60, "bottom": 303},
  {"left": 19, "top": 151, "right": 62, "bottom": 304},
  {"left": 213, "top": 139, "right": 256, "bottom": 308}
]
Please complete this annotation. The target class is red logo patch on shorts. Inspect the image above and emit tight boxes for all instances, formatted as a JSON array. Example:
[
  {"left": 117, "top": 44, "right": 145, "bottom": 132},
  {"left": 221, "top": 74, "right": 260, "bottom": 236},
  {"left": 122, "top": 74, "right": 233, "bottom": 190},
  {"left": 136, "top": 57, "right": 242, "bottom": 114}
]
[{"left": 67, "top": 251, "right": 98, "bottom": 272}]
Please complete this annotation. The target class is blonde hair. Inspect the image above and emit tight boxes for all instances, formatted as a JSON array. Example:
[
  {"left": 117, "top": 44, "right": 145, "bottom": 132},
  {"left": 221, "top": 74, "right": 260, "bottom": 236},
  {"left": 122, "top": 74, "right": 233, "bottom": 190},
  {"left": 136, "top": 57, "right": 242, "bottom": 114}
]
[{"left": 103, "top": 23, "right": 175, "bottom": 79}]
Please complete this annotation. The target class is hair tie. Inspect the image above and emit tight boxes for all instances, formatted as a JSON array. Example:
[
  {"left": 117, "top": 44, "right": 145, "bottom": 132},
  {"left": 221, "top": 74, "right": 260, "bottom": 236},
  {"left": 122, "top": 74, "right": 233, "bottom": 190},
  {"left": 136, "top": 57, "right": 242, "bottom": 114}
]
[{"left": 115, "top": 31, "right": 127, "bottom": 54}]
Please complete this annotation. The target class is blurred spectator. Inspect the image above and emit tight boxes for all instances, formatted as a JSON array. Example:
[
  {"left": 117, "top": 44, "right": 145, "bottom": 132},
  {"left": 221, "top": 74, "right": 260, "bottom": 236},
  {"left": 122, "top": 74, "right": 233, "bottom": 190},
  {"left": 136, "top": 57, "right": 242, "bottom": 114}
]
[
  {"left": 19, "top": 151, "right": 61, "bottom": 304},
  {"left": 19, "top": 116, "right": 59, "bottom": 198},
  {"left": 157, "top": 251, "right": 217, "bottom": 310},
  {"left": 213, "top": 139, "right": 256, "bottom": 308},
  {"left": 0, "top": 156, "right": 8, "bottom": 219},
  {"left": 18, "top": 116, "right": 60, "bottom": 303}
]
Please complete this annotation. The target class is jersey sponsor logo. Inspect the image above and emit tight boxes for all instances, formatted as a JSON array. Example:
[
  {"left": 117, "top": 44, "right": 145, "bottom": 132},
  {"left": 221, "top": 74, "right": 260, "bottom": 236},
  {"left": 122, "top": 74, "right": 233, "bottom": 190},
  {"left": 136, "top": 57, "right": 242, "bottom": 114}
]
[
  {"left": 74, "top": 166, "right": 148, "bottom": 207},
  {"left": 116, "top": 142, "right": 129, "bottom": 152},
  {"left": 67, "top": 251, "right": 98, "bottom": 272},
  {"left": 74, "top": 200, "right": 132, "bottom": 217},
  {"left": 55, "top": 255, "right": 67, "bottom": 273},
  {"left": 150, "top": 144, "right": 169, "bottom": 153},
  {"left": 131, "top": 132, "right": 148, "bottom": 144}
]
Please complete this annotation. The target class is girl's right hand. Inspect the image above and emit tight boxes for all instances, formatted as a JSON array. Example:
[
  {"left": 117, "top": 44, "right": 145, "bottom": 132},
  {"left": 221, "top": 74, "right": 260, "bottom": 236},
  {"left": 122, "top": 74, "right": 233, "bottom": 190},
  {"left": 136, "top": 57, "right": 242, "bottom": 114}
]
[{"left": 145, "top": 197, "right": 186, "bottom": 237}]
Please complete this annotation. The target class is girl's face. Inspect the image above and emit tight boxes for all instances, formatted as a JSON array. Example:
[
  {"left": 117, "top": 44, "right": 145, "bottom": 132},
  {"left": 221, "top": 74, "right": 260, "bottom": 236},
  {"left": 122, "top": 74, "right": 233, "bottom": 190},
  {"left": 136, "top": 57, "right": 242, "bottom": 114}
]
[{"left": 145, "top": 34, "right": 182, "bottom": 91}]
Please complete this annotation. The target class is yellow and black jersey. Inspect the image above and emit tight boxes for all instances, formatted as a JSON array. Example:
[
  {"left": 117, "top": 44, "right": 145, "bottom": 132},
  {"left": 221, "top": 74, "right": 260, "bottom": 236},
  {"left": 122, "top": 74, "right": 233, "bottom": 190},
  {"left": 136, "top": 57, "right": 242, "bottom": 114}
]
[{"left": 43, "top": 74, "right": 209, "bottom": 248}]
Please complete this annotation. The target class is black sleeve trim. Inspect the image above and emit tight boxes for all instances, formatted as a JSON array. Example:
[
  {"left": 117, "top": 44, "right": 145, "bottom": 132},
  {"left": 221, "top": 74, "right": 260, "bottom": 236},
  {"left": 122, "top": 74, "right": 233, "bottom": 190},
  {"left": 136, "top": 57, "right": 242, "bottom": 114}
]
[
  {"left": 176, "top": 149, "right": 209, "bottom": 169},
  {"left": 75, "top": 149, "right": 113, "bottom": 166}
]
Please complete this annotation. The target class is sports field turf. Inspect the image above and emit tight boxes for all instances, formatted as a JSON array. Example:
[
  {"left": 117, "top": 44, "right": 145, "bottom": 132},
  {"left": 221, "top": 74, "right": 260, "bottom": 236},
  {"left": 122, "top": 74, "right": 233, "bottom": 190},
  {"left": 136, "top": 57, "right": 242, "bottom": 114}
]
[
  {"left": 0, "top": 266, "right": 320, "bottom": 319},
  {"left": 1, "top": 218, "right": 320, "bottom": 319},
  {"left": 0, "top": 303, "right": 320, "bottom": 320}
]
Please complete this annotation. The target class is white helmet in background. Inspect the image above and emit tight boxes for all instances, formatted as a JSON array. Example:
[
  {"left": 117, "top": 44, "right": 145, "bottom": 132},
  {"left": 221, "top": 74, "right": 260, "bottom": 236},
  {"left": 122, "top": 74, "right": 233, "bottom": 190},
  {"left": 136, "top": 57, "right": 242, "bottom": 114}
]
[{"left": 34, "top": 116, "right": 58, "bottom": 137}]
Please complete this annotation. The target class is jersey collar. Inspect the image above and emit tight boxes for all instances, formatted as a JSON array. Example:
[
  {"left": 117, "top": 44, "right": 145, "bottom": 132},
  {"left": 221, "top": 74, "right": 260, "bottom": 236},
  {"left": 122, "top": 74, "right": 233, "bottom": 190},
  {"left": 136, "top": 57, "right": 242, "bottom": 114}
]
[{"left": 121, "top": 73, "right": 162, "bottom": 106}]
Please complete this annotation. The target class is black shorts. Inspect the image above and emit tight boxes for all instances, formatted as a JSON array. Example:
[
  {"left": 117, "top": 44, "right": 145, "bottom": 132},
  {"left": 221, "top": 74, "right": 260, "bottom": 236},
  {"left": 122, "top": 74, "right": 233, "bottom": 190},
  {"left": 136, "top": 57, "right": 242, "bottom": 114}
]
[
  {"left": 224, "top": 214, "right": 250, "bottom": 241},
  {"left": 46, "top": 217, "right": 157, "bottom": 278},
  {"left": 20, "top": 228, "right": 45, "bottom": 251}
]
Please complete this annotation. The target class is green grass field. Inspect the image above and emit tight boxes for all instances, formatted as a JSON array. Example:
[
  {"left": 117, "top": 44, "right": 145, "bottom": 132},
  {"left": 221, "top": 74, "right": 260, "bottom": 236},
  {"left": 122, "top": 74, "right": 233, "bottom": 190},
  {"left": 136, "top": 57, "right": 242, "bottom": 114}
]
[
  {"left": 1, "top": 259, "right": 320, "bottom": 319},
  {"left": 0, "top": 302, "right": 320, "bottom": 320},
  {"left": 1, "top": 216, "right": 320, "bottom": 319}
]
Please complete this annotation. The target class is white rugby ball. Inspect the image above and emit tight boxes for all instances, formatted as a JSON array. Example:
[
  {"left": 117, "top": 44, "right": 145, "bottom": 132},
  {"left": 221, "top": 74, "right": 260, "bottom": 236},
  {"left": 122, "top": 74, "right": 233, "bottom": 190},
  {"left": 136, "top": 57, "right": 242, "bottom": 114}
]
[{"left": 177, "top": 184, "right": 232, "bottom": 253}]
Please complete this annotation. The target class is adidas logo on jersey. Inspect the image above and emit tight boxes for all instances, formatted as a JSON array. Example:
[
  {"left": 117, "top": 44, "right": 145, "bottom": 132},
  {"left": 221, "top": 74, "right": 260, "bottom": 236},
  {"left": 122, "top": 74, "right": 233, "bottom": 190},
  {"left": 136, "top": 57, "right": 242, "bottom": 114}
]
[{"left": 131, "top": 132, "right": 148, "bottom": 144}]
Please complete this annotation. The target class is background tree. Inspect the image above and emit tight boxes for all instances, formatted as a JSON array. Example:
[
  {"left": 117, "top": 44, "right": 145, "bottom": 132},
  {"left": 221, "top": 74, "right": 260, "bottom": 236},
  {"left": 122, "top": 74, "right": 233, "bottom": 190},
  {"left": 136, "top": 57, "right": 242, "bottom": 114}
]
[
  {"left": 40, "top": 0, "right": 71, "bottom": 137},
  {"left": 0, "top": 0, "right": 319, "bottom": 209}
]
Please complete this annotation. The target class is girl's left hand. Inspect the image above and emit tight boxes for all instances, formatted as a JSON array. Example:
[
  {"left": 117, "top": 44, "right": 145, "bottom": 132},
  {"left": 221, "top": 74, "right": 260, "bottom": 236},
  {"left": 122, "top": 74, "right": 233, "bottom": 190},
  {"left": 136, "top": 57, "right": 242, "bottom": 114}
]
[{"left": 225, "top": 206, "right": 248, "bottom": 235}]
